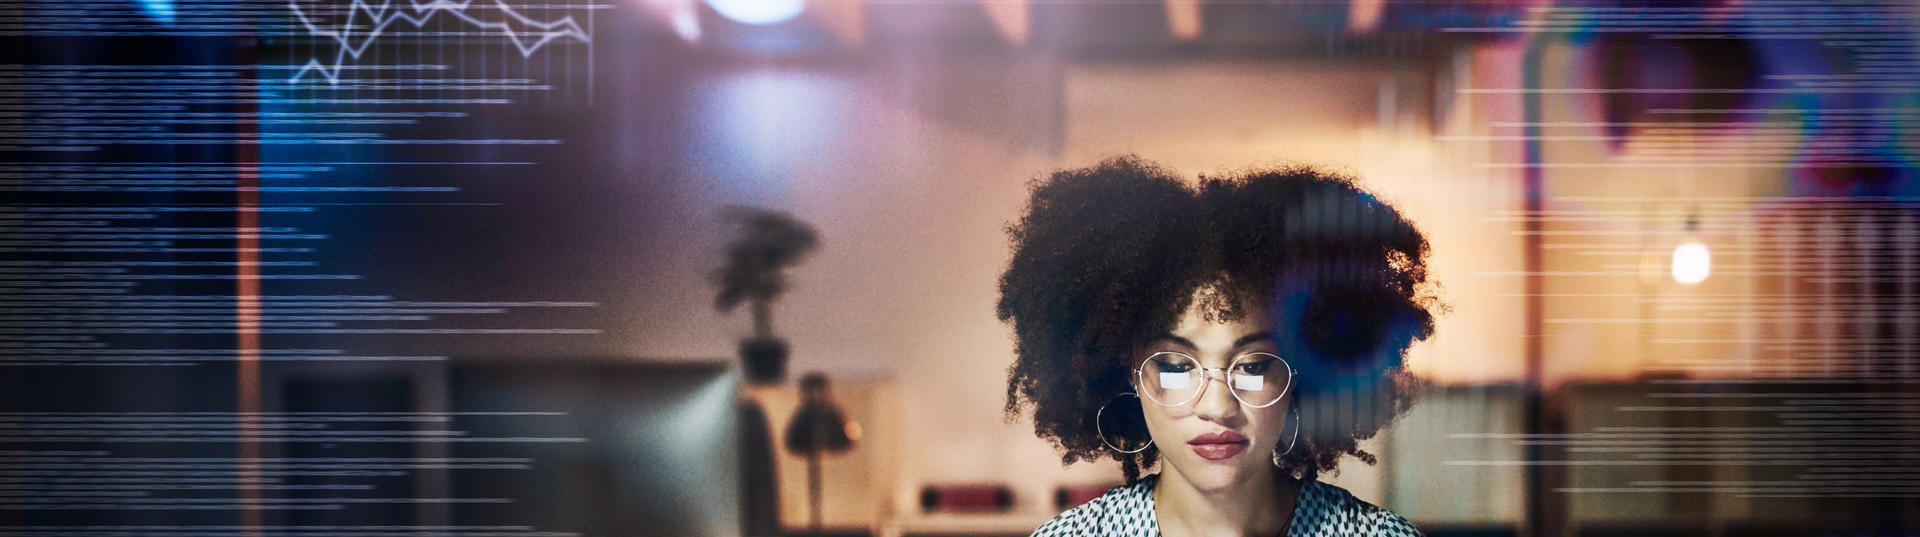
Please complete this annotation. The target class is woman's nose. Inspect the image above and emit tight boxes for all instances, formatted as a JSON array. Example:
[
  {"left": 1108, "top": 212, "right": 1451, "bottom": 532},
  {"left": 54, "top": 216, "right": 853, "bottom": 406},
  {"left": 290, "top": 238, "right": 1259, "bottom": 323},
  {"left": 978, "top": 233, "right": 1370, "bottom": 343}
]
[{"left": 1191, "top": 371, "right": 1241, "bottom": 422}]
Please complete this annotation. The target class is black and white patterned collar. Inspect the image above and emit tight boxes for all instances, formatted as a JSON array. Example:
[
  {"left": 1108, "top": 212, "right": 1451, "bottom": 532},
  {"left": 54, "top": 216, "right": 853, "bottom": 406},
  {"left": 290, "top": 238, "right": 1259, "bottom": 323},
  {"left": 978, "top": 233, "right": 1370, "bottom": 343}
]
[{"left": 1031, "top": 473, "right": 1423, "bottom": 537}]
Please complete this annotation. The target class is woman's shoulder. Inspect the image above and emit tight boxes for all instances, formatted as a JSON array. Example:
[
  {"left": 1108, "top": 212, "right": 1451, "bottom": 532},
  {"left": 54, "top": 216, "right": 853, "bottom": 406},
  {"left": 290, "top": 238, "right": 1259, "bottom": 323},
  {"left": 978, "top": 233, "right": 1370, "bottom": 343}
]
[
  {"left": 1289, "top": 480, "right": 1423, "bottom": 537},
  {"left": 1029, "top": 477, "right": 1157, "bottom": 537}
]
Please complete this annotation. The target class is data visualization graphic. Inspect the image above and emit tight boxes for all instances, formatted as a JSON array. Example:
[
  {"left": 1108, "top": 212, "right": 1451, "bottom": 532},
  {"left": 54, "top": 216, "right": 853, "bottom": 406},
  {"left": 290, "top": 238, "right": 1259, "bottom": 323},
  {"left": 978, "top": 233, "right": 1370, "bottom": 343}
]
[
  {"left": 286, "top": 0, "right": 592, "bottom": 84},
  {"left": 3, "top": 0, "right": 605, "bottom": 532}
]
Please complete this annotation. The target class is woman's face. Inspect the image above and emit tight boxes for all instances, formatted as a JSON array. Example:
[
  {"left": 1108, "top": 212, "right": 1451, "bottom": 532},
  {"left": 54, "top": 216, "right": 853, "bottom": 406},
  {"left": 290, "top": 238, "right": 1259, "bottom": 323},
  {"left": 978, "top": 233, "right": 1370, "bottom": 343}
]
[{"left": 1132, "top": 296, "right": 1293, "bottom": 493}]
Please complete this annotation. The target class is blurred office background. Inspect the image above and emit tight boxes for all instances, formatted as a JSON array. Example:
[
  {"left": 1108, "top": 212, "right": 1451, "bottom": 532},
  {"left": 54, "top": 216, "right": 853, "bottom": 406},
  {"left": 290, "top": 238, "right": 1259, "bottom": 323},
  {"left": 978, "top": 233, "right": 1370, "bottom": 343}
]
[{"left": 6, "top": 0, "right": 1918, "bottom": 536}]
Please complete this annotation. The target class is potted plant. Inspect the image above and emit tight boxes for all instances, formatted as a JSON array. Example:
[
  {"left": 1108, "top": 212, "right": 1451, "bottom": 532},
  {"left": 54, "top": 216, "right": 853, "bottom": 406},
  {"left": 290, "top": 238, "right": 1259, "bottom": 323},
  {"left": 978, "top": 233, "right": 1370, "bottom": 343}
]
[{"left": 712, "top": 205, "right": 820, "bottom": 384}]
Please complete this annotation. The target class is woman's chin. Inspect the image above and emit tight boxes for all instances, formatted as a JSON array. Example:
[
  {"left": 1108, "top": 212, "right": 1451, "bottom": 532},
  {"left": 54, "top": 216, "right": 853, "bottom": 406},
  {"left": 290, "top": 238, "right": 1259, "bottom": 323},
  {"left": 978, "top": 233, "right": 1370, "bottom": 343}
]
[{"left": 1171, "top": 461, "right": 1264, "bottom": 493}]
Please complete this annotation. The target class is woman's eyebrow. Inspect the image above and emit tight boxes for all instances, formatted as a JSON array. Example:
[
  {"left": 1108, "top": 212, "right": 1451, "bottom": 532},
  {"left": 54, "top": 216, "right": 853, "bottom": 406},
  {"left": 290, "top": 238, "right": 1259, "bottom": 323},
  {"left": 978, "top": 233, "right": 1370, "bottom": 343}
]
[
  {"left": 1233, "top": 331, "right": 1278, "bottom": 348},
  {"left": 1145, "top": 332, "right": 1272, "bottom": 350}
]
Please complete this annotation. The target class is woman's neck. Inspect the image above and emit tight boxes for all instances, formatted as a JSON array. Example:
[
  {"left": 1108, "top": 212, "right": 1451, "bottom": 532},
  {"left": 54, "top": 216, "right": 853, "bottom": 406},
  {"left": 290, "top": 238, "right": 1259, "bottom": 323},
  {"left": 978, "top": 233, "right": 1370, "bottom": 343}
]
[{"left": 1152, "top": 466, "right": 1301, "bottom": 537}]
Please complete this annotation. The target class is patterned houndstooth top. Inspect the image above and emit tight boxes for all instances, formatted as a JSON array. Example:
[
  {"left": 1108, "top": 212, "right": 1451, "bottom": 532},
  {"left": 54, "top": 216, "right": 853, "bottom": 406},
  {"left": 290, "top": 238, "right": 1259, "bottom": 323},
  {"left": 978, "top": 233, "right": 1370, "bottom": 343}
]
[{"left": 1031, "top": 474, "right": 1422, "bottom": 537}]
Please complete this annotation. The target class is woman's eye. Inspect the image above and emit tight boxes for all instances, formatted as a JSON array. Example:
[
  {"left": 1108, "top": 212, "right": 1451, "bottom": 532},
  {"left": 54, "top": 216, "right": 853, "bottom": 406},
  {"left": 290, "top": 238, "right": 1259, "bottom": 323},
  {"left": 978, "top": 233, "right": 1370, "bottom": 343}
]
[
  {"left": 1235, "top": 361, "right": 1270, "bottom": 375},
  {"left": 1153, "top": 360, "right": 1193, "bottom": 373}
]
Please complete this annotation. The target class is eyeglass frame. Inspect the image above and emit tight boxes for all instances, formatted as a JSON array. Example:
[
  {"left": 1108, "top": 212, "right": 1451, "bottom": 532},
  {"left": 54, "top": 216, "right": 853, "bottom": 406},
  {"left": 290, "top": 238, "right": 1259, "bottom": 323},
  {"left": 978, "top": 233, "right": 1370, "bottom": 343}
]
[{"left": 1131, "top": 351, "right": 1299, "bottom": 409}]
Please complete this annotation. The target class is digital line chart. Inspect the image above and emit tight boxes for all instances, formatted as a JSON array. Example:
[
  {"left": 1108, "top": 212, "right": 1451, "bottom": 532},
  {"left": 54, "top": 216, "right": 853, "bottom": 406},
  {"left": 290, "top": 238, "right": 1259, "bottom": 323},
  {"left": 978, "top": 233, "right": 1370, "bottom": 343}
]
[{"left": 285, "top": 0, "right": 594, "bottom": 85}]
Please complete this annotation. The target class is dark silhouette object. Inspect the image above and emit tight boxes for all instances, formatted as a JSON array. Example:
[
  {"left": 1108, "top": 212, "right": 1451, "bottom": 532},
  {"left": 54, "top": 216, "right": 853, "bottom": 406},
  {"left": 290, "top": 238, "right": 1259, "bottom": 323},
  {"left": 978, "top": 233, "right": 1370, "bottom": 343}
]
[
  {"left": 784, "top": 373, "right": 856, "bottom": 536},
  {"left": 712, "top": 205, "right": 821, "bottom": 383},
  {"left": 737, "top": 398, "right": 780, "bottom": 537},
  {"left": 1596, "top": 33, "right": 1759, "bottom": 153}
]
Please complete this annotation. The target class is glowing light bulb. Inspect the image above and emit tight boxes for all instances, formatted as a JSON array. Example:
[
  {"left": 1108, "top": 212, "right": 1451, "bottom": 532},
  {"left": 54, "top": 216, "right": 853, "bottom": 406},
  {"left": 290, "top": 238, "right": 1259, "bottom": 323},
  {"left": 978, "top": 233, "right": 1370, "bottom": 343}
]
[
  {"left": 706, "top": 0, "right": 804, "bottom": 25},
  {"left": 1671, "top": 241, "right": 1711, "bottom": 285}
]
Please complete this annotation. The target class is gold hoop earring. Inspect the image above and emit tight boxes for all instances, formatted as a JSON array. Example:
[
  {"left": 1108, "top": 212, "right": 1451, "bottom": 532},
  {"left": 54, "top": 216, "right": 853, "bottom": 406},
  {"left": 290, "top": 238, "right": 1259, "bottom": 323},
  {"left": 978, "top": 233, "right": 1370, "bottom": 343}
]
[
  {"left": 1271, "top": 406, "right": 1301, "bottom": 468},
  {"left": 1096, "top": 392, "right": 1152, "bottom": 454}
]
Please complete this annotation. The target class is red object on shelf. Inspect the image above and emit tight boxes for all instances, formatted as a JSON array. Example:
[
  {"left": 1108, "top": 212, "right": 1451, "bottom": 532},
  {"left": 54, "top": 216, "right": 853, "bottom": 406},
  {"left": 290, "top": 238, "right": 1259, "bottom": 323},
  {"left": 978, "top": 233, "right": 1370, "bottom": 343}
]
[{"left": 920, "top": 484, "right": 1014, "bottom": 513}]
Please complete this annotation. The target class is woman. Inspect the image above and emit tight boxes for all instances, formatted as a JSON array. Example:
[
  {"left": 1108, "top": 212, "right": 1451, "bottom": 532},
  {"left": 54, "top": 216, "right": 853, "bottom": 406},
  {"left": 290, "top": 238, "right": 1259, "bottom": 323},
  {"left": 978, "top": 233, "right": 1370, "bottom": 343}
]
[{"left": 998, "top": 156, "right": 1440, "bottom": 537}]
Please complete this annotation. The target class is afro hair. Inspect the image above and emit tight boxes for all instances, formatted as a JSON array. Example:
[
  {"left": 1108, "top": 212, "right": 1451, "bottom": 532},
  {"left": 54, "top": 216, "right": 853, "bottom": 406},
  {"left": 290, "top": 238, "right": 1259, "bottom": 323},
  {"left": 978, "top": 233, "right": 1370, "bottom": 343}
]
[{"left": 998, "top": 156, "right": 1442, "bottom": 484}]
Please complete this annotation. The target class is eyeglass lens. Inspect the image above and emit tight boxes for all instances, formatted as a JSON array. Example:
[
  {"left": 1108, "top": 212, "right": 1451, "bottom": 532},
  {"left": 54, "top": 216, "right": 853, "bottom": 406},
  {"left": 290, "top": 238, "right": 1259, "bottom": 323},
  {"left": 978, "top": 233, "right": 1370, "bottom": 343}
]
[{"left": 1138, "top": 352, "right": 1292, "bottom": 407}]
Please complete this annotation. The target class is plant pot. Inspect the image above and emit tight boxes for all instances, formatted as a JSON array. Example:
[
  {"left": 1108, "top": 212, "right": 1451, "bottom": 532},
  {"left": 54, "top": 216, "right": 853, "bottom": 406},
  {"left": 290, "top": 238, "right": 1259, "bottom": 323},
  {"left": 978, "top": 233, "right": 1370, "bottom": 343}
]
[{"left": 738, "top": 337, "right": 789, "bottom": 384}]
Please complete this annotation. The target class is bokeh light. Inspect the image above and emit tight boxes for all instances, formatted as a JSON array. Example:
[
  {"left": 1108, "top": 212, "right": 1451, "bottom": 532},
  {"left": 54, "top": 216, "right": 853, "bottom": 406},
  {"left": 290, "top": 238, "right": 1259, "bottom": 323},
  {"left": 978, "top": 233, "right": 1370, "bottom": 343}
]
[
  {"left": 1671, "top": 241, "right": 1711, "bottom": 285},
  {"left": 706, "top": 0, "right": 804, "bottom": 25}
]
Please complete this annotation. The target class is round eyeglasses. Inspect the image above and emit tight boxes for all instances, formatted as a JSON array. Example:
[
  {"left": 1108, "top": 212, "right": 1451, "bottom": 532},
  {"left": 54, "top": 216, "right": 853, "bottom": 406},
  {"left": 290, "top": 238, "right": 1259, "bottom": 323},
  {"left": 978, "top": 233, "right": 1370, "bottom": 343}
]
[{"left": 1134, "top": 351, "right": 1297, "bottom": 408}]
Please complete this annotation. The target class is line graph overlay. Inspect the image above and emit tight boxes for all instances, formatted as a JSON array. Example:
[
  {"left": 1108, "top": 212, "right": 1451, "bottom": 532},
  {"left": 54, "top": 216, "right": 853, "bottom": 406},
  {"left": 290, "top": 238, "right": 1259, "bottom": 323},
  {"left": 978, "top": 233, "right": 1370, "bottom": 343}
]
[{"left": 287, "top": 0, "right": 592, "bottom": 84}]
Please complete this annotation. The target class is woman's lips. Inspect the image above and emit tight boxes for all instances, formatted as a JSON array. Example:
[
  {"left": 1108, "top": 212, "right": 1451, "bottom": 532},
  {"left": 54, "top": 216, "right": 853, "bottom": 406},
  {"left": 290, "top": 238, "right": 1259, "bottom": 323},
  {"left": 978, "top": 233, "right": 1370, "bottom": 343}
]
[{"left": 1188, "top": 431, "right": 1249, "bottom": 461}]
